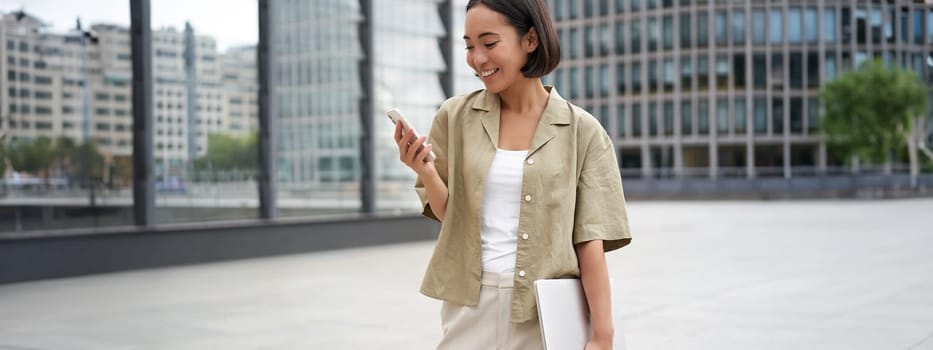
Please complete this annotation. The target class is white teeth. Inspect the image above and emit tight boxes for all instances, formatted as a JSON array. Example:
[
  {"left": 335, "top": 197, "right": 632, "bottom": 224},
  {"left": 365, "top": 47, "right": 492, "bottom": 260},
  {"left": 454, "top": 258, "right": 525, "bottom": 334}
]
[{"left": 480, "top": 68, "right": 498, "bottom": 77}]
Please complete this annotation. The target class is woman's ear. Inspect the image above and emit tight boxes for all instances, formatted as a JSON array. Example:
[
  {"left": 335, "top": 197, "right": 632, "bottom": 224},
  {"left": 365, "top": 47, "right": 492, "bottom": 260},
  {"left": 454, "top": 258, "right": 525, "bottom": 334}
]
[{"left": 523, "top": 26, "right": 539, "bottom": 54}]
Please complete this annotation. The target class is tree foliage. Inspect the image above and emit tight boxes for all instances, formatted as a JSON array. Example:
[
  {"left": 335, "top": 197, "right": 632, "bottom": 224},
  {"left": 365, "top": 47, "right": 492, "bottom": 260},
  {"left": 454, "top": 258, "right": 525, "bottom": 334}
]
[
  {"left": 820, "top": 59, "right": 929, "bottom": 164},
  {"left": 192, "top": 132, "right": 258, "bottom": 172}
]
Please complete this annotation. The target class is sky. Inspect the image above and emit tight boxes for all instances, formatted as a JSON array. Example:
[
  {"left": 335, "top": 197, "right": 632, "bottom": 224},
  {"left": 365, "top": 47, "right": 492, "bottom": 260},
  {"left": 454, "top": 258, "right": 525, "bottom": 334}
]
[{"left": 0, "top": 0, "right": 258, "bottom": 51}]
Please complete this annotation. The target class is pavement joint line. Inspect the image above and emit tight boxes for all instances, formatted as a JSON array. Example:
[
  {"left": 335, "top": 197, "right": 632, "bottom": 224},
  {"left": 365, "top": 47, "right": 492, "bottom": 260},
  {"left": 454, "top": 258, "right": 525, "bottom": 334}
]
[{"left": 906, "top": 330, "right": 933, "bottom": 350}]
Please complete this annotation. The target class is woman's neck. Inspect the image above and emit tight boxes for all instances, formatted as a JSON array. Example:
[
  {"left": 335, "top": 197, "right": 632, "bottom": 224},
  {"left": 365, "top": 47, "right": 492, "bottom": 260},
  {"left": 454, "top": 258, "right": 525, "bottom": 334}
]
[{"left": 497, "top": 77, "right": 549, "bottom": 116}]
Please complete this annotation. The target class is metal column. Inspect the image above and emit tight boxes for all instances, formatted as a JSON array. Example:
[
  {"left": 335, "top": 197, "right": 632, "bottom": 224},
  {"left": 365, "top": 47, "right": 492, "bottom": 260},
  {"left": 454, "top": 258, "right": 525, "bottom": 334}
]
[{"left": 130, "top": 0, "right": 154, "bottom": 226}]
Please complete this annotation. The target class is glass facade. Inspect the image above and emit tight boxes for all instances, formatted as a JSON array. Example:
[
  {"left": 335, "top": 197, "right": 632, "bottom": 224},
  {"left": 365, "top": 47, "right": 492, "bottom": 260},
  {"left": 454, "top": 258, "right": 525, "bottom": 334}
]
[{"left": 548, "top": 0, "right": 933, "bottom": 180}]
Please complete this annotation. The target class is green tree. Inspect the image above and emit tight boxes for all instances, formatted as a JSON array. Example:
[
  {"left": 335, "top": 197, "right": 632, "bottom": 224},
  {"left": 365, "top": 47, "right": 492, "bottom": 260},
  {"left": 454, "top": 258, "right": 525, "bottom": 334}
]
[
  {"left": 192, "top": 132, "right": 258, "bottom": 180},
  {"left": 820, "top": 59, "right": 930, "bottom": 186},
  {"left": 0, "top": 141, "right": 7, "bottom": 177},
  {"left": 8, "top": 136, "right": 54, "bottom": 178}
]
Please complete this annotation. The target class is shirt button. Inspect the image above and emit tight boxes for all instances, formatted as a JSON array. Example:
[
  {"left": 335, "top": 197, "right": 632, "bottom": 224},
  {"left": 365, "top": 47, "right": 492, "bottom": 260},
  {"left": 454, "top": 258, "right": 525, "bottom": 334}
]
[
  {"left": 524, "top": 195, "right": 532, "bottom": 202},
  {"left": 521, "top": 233, "right": 529, "bottom": 240},
  {"left": 527, "top": 158, "right": 535, "bottom": 165},
  {"left": 518, "top": 270, "right": 526, "bottom": 277}
]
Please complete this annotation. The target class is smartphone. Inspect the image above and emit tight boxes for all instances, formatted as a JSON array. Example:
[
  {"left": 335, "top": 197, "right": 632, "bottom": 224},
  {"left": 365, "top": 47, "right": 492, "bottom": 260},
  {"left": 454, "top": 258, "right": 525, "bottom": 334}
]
[{"left": 387, "top": 108, "right": 436, "bottom": 162}]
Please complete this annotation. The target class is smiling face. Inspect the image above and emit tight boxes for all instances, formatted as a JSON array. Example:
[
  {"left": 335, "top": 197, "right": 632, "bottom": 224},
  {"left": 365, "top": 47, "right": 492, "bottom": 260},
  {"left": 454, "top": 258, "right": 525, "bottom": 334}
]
[{"left": 463, "top": 4, "right": 538, "bottom": 94}]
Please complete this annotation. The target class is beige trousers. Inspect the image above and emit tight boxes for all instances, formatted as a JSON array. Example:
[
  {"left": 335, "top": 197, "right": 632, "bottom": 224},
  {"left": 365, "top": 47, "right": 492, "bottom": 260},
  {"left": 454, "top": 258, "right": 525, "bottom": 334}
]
[{"left": 436, "top": 271, "right": 544, "bottom": 350}]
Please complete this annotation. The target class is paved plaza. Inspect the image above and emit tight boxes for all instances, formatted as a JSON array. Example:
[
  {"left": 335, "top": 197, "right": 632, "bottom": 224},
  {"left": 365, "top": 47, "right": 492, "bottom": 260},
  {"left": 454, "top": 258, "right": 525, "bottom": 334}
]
[{"left": 1, "top": 199, "right": 932, "bottom": 349}]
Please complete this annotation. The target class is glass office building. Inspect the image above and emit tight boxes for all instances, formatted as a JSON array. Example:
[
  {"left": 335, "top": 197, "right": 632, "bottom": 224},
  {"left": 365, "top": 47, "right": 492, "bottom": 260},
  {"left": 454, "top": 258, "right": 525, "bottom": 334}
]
[
  {"left": 272, "top": 0, "right": 449, "bottom": 210},
  {"left": 548, "top": 0, "right": 933, "bottom": 181}
]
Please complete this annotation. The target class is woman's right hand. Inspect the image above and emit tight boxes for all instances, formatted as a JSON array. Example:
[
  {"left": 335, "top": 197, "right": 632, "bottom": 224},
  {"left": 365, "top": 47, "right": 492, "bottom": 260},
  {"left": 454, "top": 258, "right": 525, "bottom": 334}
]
[{"left": 394, "top": 122, "right": 436, "bottom": 178}]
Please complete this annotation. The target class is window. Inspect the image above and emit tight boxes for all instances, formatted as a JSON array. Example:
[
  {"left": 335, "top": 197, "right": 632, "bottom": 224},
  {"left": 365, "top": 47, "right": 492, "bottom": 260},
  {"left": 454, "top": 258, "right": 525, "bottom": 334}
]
[
  {"left": 717, "top": 99, "right": 729, "bottom": 133},
  {"left": 770, "top": 9, "right": 784, "bottom": 44},
  {"left": 569, "top": 67, "right": 579, "bottom": 99},
  {"left": 599, "top": 64, "right": 610, "bottom": 97},
  {"left": 771, "top": 53, "right": 784, "bottom": 88},
  {"left": 681, "top": 101, "right": 693, "bottom": 136},
  {"left": 698, "top": 101, "right": 709, "bottom": 135},
  {"left": 856, "top": 8, "right": 868, "bottom": 45},
  {"left": 34, "top": 76, "right": 52, "bottom": 85},
  {"left": 790, "top": 97, "right": 803, "bottom": 134},
  {"left": 36, "top": 106, "right": 52, "bottom": 115},
  {"left": 807, "top": 97, "right": 819, "bottom": 133},
  {"left": 716, "top": 56, "right": 729, "bottom": 90},
  {"left": 631, "top": 20, "right": 641, "bottom": 54},
  {"left": 772, "top": 98, "right": 784, "bottom": 134},
  {"left": 649, "top": 61, "right": 659, "bottom": 92},
  {"left": 733, "top": 10, "right": 746, "bottom": 45},
  {"left": 96, "top": 123, "right": 111, "bottom": 131},
  {"left": 752, "top": 9, "right": 766, "bottom": 44},
  {"left": 649, "top": 103, "right": 658, "bottom": 136},
  {"left": 735, "top": 98, "right": 747, "bottom": 133},
  {"left": 663, "top": 102, "right": 673, "bottom": 136},
  {"left": 585, "top": 26, "right": 594, "bottom": 58},
  {"left": 663, "top": 16, "right": 674, "bottom": 51},
  {"left": 733, "top": 54, "right": 746, "bottom": 89},
  {"left": 805, "top": 8, "right": 818, "bottom": 43},
  {"left": 632, "top": 62, "right": 642, "bottom": 93},
  {"left": 807, "top": 52, "right": 820, "bottom": 88},
  {"left": 697, "top": 12, "right": 709, "bottom": 47},
  {"left": 789, "top": 52, "right": 803, "bottom": 89},
  {"left": 913, "top": 10, "right": 923, "bottom": 45},
  {"left": 35, "top": 91, "right": 52, "bottom": 100},
  {"left": 615, "top": 22, "right": 625, "bottom": 54},
  {"left": 754, "top": 97, "right": 767, "bottom": 134},
  {"left": 871, "top": 8, "right": 883, "bottom": 45},
  {"left": 680, "top": 14, "right": 692, "bottom": 48},
  {"left": 632, "top": 103, "right": 642, "bottom": 137},
  {"left": 715, "top": 12, "right": 728, "bottom": 46},
  {"left": 569, "top": 28, "right": 579, "bottom": 58},
  {"left": 96, "top": 108, "right": 110, "bottom": 116},
  {"left": 599, "top": 25, "right": 610, "bottom": 56},
  {"left": 648, "top": 18, "right": 659, "bottom": 51},
  {"left": 554, "top": 0, "right": 564, "bottom": 20},
  {"left": 788, "top": 8, "right": 802, "bottom": 44},
  {"left": 825, "top": 52, "right": 837, "bottom": 81},
  {"left": 616, "top": 63, "right": 626, "bottom": 93},
  {"left": 585, "top": 66, "right": 595, "bottom": 98},
  {"left": 663, "top": 59, "right": 675, "bottom": 93},
  {"left": 697, "top": 56, "right": 709, "bottom": 90},
  {"left": 615, "top": 0, "right": 624, "bottom": 13},
  {"left": 96, "top": 93, "right": 110, "bottom": 101},
  {"left": 680, "top": 56, "right": 693, "bottom": 90},
  {"left": 617, "top": 104, "right": 626, "bottom": 137}
]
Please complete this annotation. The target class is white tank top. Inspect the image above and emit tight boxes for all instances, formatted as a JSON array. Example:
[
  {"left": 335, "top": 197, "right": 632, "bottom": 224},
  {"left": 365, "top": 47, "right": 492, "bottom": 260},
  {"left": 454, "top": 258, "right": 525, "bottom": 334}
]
[{"left": 480, "top": 148, "right": 528, "bottom": 273}]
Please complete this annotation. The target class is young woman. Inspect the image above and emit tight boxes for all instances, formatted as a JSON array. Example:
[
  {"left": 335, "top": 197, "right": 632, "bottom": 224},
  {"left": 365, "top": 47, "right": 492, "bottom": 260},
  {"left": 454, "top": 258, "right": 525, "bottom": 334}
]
[{"left": 394, "top": 0, "right": 632, "bottom": 349}]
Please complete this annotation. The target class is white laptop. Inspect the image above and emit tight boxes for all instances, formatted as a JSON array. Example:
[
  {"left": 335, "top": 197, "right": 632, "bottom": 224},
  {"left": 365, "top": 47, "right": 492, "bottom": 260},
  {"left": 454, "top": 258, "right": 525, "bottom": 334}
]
[{"left": 534, "top": 278, "right": 625, "bottom": 350}]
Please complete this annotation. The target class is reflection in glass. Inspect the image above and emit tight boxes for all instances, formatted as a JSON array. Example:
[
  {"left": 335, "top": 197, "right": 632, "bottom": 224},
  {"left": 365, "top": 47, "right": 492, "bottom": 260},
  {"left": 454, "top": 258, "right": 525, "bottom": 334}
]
[
  {"left": 735, "top": 98, "right": 747, "bottom": 134},
  {"left": 697, "top": 12, "right": 709, "bottom": 47},
  {"left": 599, "top": 64, "right": 610, "bottom": 97},
  {"left": 663, "top": 101, "right": 674, "bottom": 136},
  {"left": 733, "top": 54, "right": 746, "bottom": 89},
  {"left": 790, "top": 97, "right": 803, "bottom": 134},
  {"left": 805, "top": 8, "right": 818, "bottom": 43},
  {"left": 697, "top": 56, "right": 709, "bottom": 90},
  {"left": 698, "top": 100, "right": 709, "bottom": 135},
  {"left": 871, "top": 7, "right": 882, "bottom": 45},
  {"left": 663, "top": 16, "right": 674, "bottom": 51},
  {"left": 663, "top": 59, "right": 675, "bottom": 93},
  {"left": 631, "top": 20, "right": 641, "bottom": 54},
  {"left": 752, "top": 9, "right": 766, "bottom": 44},
  {"left": 632, "top": 62, "right": 642, "bottom": 93},
  {"left": 754, "top": 97, "right": 767, "bottom": 134},
  {"left": 632, "top": 103, "right": 642, "bottom": 137},
  {"left": 680, "top": 13, "right": 692, "bottom": 48},
  {"left": 788, "top": 8, "right": 801, "bottom": 44},
  {"left": 615, "top": 22, "right": 625, "bottom": 54},
  {"left": 823, "top": 7, "right": 838, "bottom": 43},
  {"left": 733, "top": 10, "right": 746, "bottom": 45},
  {"left": 616, "top": 63, "right": 626, "bottom": 93},
  {"left": 717, "top": 99, "right": 728, "bottom": 134},
  {"left": 649, "top": 102, "right": 658, "bottom": 136},
  {"left": 715, "top": 12, "right": 728, "bottom": 46},
  {"left": 681, "top": 55, "right": 693, "bottom": 90},
  {"left": 770, "top": 9, "right": 783, "bottom": 44},
  {"left": 617, "top": 104, "right": 626, "bottom": 137},
  {"left": 772, "top": 98, "right": 784, "bottom": 134},
  {"left": 681, "top": 100, "right": 693, "bottom": 136},
  {"left": 825, "top": 52, "right": 837, "bottom": 81},
  {"left": 753, "top": 54, "right": 766, "bottom": 89}
]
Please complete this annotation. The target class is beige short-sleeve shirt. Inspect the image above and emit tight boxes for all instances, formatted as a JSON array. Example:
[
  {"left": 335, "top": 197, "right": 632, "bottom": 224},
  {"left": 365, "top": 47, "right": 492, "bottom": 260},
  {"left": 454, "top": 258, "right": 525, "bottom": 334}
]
[{"left": 415, "top": 86, "right": 632, "bottom": 323}]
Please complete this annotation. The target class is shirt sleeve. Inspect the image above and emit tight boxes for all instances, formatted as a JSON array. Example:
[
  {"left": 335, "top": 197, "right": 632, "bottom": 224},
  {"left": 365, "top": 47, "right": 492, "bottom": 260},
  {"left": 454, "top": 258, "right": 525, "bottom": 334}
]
[
  {"left": 414, "top": 100, "right": 451, "bottom": 222},
  {"left": 571, "top": 129, "right": 632, "bottom": 252}
]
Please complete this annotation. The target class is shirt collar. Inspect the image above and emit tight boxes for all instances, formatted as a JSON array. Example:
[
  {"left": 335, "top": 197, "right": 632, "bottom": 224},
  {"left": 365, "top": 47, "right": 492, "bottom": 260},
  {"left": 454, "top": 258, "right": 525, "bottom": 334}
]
[{"left": 471, "top": 85, "right": 572, "bottom": 126}]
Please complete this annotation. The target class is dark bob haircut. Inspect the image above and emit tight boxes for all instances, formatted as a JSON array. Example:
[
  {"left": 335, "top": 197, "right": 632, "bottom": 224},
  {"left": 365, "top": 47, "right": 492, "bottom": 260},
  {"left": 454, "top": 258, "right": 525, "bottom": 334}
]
[{"left": 466, "top": 0, "right": 561, "bottom": 78}]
